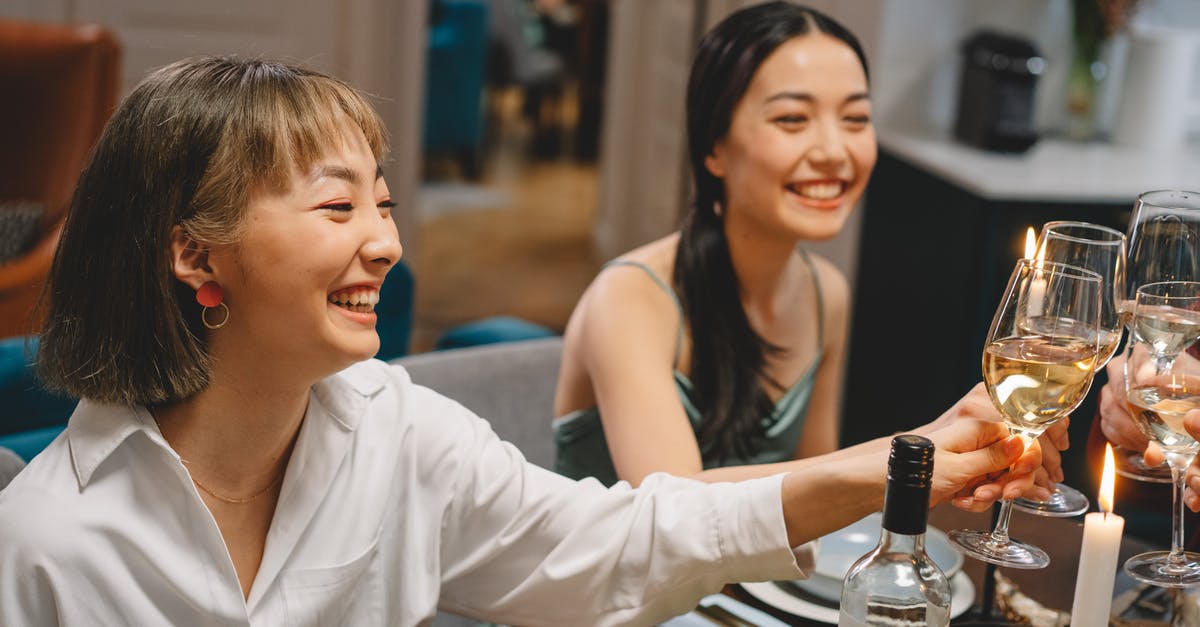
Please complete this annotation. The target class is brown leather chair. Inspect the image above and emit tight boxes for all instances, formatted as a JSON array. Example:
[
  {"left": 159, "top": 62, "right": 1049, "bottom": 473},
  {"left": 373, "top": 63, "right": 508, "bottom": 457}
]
[{"left": 0, "top": 19, "right": 120, "bottom": 338}]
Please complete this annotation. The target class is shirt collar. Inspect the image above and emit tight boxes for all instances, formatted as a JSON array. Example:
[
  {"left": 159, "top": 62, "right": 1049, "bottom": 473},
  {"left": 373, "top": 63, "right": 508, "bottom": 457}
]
[
  {"left": 67, "top": 400, "right": 164, "bottom": 488},
  {"left": 66, "top": 359, "right": 389, "bottom": 489},
  {"left": 312, "top": 359, "right": 386, "bottom": 430}
]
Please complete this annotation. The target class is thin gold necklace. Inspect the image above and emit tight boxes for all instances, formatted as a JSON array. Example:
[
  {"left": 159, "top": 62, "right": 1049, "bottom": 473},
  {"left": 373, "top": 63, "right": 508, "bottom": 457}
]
[
  {"left": 153, "top": 415, "right": 285, "bottom": 505},
  {"left": 180, "top": 458, "right": 284, "bottom": 504}
]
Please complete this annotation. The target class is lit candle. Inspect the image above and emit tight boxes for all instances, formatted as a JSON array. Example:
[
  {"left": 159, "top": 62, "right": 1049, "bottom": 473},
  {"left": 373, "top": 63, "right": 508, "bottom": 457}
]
[
  {"left": 1024, "top": 227, "right": 1047, "bottom": 317},
  {"left": 1024, "top": 226, "right": 1037, "bottom": 261},
  {"left": 1070, "top": 444, "right": 1126, "bottom": 627}
]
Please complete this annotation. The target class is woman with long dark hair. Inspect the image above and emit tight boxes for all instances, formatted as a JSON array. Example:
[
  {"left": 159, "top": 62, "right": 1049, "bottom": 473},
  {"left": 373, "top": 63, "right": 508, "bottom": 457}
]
[{"left": 553, "top": 2, "right": 1066, "bottom": 493}]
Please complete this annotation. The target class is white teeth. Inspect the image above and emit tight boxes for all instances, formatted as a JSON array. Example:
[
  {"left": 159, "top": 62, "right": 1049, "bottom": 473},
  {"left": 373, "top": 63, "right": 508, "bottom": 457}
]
[
  {"left": 328, "top": 288, "right": 380, "bottom": 310},
  {"left": 793, "top": 182, "right": 844, "bottom": 200}
]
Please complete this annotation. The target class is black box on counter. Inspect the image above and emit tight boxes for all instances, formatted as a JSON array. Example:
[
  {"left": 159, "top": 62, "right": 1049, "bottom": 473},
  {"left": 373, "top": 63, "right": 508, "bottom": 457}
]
[{"left": 954, "top": 31, "right": 1044, "bottom": 154}]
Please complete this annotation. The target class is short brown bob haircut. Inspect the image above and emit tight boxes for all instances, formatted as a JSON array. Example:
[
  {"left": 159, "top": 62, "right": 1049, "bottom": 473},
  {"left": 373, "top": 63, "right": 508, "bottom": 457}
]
[{"left": 37, "top": 56, "right": 388, "bottom": 406}]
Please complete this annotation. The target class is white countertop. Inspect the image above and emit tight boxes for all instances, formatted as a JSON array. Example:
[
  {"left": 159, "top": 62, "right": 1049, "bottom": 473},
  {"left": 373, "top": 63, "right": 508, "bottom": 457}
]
[{"left": 878, "top": 128, "right": 1200, "bottom": 204}]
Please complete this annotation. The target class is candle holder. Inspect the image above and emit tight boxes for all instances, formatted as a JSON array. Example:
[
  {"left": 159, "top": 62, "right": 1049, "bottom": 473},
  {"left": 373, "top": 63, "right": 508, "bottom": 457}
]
[{"left": 1111, "top": 585, "right": 1197, "bottom": 625}]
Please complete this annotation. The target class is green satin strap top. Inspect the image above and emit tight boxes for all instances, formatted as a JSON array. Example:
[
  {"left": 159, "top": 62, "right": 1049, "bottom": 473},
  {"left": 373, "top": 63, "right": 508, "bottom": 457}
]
[{"left": 553, "top": 251, "right": 824, "bottom": 486}]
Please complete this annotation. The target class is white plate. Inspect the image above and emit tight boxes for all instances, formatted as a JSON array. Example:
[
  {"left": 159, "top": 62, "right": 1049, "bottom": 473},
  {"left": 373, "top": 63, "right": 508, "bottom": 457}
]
[
  {"left": 740, "top": 571, "right": 976, "bottom": 624},
  {"left": 791, "top": 513, "right": 964, "bottom": 602}
]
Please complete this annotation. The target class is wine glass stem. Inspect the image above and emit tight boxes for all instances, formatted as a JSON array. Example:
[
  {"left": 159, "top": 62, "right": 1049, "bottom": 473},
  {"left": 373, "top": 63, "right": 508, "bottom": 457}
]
[
  {"left": 1167, "top": 453, "right": 1194, "bottom": 565},
  {"left": 988, "top": 499, "right": 1015, "bottom": 547},
  {"left": 987, "top": 430, "right": 1036, "bottom": 546},
  {"left": 1156, "top": 354, "right": 1179, "bottom": 377}
]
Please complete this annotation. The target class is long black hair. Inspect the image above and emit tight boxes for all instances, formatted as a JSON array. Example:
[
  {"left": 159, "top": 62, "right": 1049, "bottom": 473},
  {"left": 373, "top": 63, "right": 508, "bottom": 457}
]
[{"left": 676, "top": 2, "right": 868, "bottom": 462}]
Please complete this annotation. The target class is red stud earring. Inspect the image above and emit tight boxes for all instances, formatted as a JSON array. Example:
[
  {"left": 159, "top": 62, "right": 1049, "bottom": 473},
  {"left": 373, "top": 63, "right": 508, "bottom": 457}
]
[{"left": 196, "top": 281, "right": 229, "bottom": 329}]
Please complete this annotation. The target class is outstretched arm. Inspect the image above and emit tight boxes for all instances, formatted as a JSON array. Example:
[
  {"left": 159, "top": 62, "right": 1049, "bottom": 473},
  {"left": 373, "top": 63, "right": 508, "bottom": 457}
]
[{"left": 779, "top": 419, "right": 1035, "bottom": 546}]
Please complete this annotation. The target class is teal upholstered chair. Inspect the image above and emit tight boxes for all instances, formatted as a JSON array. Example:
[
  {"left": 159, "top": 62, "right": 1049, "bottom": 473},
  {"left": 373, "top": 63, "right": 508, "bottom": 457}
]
[
  {"left": 0, "top": 425, "right": 64, "bottom": 462},
  {"left": 434, "top": 315, "right": 554, "bottom": 350},
  {"left": 0, "top": 336, "right": 74, "bottom": 460},
  {"left": 376, "top": 259, "right": 415, "bottom": 361},
  {"left": 0, "top": 336, "right": 75, "bottom": 434},
  {"left": 424, "top": 0, "right": 490, "bottom": 178}
]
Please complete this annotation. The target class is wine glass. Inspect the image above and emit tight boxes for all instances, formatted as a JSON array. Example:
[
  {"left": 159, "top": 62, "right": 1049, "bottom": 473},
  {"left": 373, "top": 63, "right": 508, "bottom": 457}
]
[
  {"left": 949, "top": 258, "right": 1103, "bottom": 568},
  {"left": 1119, "top": 190, "right": 1200, "bottom": 483},
  {"left": 1123, "top": 281, "right": 1200, "bottom": 587},
  {"left": 1013, "top": 221, "right": 1126, "bottom": 517}
]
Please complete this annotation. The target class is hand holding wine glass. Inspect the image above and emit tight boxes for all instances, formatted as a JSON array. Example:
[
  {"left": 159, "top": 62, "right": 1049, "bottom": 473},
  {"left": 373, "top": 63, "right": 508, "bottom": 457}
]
[
  {"left": 1110, "top": 190, "right": 1200, "bottom": 481},
  {"left": 1123, "top": 281, "right": 1200, "bottom": 587},
  {"left": 948, "top": 258, "right": 1103, "bottom": 569}
]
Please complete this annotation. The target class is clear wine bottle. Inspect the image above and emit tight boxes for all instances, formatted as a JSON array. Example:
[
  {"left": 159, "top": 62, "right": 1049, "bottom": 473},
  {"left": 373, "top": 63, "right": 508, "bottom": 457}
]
[{"left": 838, "top": 435, "right": 951, "bottom": 627}]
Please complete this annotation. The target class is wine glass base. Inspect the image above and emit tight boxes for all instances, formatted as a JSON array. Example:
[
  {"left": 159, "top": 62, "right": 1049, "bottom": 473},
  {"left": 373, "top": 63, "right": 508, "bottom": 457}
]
[
  {"left": 1124, "top": 551, "right": 1200, "bottom": 588},
  {"left": 948, "top": 529, "right": 1049, "bottom": 569},
  {"left": 1011, "top": 483, "right": 1090, "bottom": 517},
  {"left": 1114, "top": 446, "right": 1174, "bottom": 484}
]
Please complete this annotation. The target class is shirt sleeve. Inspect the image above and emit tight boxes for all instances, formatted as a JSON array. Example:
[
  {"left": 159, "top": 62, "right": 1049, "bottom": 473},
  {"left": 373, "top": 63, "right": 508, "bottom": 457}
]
[
  {"left": 0, "top": 489, "right": 67, "bottom": 626},
  {"left": 413, "top": 385, "right": 810, "bottom": 627}
]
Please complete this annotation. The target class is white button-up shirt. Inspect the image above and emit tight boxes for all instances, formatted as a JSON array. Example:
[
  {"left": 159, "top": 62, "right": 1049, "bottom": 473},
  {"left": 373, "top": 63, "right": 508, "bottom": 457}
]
[{"left": 0, "top": 360, "right": 811, "bottom": 626}]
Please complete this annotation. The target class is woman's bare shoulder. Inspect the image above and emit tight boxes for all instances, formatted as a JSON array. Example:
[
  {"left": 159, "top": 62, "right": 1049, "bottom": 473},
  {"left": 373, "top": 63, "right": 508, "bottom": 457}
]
[
  {"left": 805, "top": 252, "right": 849, "bottom": 307},
  {"left": 568, "top": 234, "right": 682, "bottom": 345},
  {"left": 588, "top": 233, "right": 679, "bottom": 298}
]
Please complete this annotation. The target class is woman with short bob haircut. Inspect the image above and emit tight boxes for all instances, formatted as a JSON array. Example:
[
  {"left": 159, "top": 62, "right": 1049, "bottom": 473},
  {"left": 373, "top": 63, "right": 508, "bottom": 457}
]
[
  {"left": 0, "top": 55, "right": 1040, "bottom": 625},
  {"left": 37, "top": 58, "right": 387, "bottom": 405}
]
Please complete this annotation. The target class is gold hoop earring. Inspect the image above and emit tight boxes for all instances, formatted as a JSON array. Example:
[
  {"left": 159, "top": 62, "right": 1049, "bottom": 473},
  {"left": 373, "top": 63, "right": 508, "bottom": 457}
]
[{"left": 202, "top": 303, "right": 229, "bottom": 330}]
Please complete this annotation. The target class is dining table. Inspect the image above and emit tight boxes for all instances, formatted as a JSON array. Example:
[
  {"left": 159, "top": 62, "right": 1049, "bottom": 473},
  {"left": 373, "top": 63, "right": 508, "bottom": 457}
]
[{"left": 715, "top": 504, "right": 1164, "bottom": 626}]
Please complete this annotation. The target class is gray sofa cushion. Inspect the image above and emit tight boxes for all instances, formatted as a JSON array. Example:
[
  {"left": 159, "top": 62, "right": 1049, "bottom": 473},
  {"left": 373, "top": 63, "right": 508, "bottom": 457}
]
[
  {"left": 0, "top": 446, "right": 25, "bottom": 490},
  {"left": 392, "top": 337, "right": 561, "bottom": 469}
]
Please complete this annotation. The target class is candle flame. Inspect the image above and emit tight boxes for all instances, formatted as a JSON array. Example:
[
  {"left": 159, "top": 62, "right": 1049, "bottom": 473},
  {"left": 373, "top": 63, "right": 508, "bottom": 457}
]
[
  {"left": 1099, "top": 443, "right": 1116, "bottom": 514},
  {"left": 1024, "top": 227, "right": 1037, "bottom": 259}
]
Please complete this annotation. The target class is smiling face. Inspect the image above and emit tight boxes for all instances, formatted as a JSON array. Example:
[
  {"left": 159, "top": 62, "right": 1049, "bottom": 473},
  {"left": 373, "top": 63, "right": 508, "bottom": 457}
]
[
  {"left": 195, "top": 124, "right": 402, "bottom": 381},
  {"left": 705, "top": 33, "right": 877, "bottom": 242}
]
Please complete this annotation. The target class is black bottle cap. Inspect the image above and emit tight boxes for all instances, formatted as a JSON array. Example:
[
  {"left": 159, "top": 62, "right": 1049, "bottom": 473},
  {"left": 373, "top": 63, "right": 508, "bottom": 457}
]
[
  {"left": 888, "top": 434, "right": 935, "bottom": 487},
  {"left": 882, "top": 435, "right": 935, "bottom": 535}
]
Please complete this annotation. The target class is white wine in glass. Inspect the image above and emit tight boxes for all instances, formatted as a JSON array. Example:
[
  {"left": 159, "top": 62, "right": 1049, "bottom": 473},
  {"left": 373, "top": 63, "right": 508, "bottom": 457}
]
[
  {"left": 949, "top": 259, "right": 1102, "bottom": 569},
  {"left": 983, "top": 336, "right": 1097, "bottom": 435},
  {"left": 1126, "top": 385, "right": 1200, "bottom": 453},
  {"left": 1124, "top": 281, "right": 1200, "bottom": 587},
  {"left": 1130, "top": 305, "right": 1200, "bottom": 359},
  {"left": 1013, "top": 221, "right": 1126, "bottom": 517}
]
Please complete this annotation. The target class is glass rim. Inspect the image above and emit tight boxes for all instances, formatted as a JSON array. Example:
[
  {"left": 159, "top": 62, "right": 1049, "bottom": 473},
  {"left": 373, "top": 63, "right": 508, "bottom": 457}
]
[
  {"left": 1016, "top": 257, "right": 1103, "bottom": 282},
  {"left": 1040, "top": 221, "right": 1126, "bottom": 245},
  {"left": 1136, "top": 189, "right": 1200, "bottom": 212},
  {"left": 1135, "top": 280, "right": 1200, "bottom": 300}
]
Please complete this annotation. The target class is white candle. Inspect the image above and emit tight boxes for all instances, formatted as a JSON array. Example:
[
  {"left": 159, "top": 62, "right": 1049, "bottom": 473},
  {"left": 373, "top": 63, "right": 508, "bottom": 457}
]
[
  {"left": 1070, "top": 444, "right": 1126, "bottom": 627},
  {"left": 1024, "top": 229, "right": 1046, "bottom": 318},
  {"left": 1027, "top": 273, "right": 1046, "bottom": 318}
]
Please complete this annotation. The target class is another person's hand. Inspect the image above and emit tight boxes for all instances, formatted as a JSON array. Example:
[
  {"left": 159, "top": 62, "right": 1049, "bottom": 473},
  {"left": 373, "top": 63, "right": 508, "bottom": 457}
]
[
  {"left": 926, "top": 383, "right": 997, "bottom": 431},
  {"left": 923, "top": 419, "right": 1042, "bottom": 513},
  {"left": 926, "top": 382, "right": 1067, "bottom": 495},
  {"left": 1180, "top": 412, "right": 1200, "bottom": 511},
  {"left": 1100, "top": 353, "right": 1164, "bottom": 467}
]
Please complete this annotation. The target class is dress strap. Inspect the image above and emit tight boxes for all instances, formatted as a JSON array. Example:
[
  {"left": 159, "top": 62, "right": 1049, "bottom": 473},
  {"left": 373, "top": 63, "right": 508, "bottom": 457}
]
[
  {"left": 603, "top": 259, "right": 685, "bottom": 365},
  {"left": 797, "top": 248, "right": 825, "bottom": 346}
]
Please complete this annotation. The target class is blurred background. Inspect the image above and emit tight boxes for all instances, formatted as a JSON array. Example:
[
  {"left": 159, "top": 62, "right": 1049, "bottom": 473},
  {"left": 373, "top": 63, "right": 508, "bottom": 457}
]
[{"left": 4, "top": 0, "right": 1200, "bottom": 497}]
